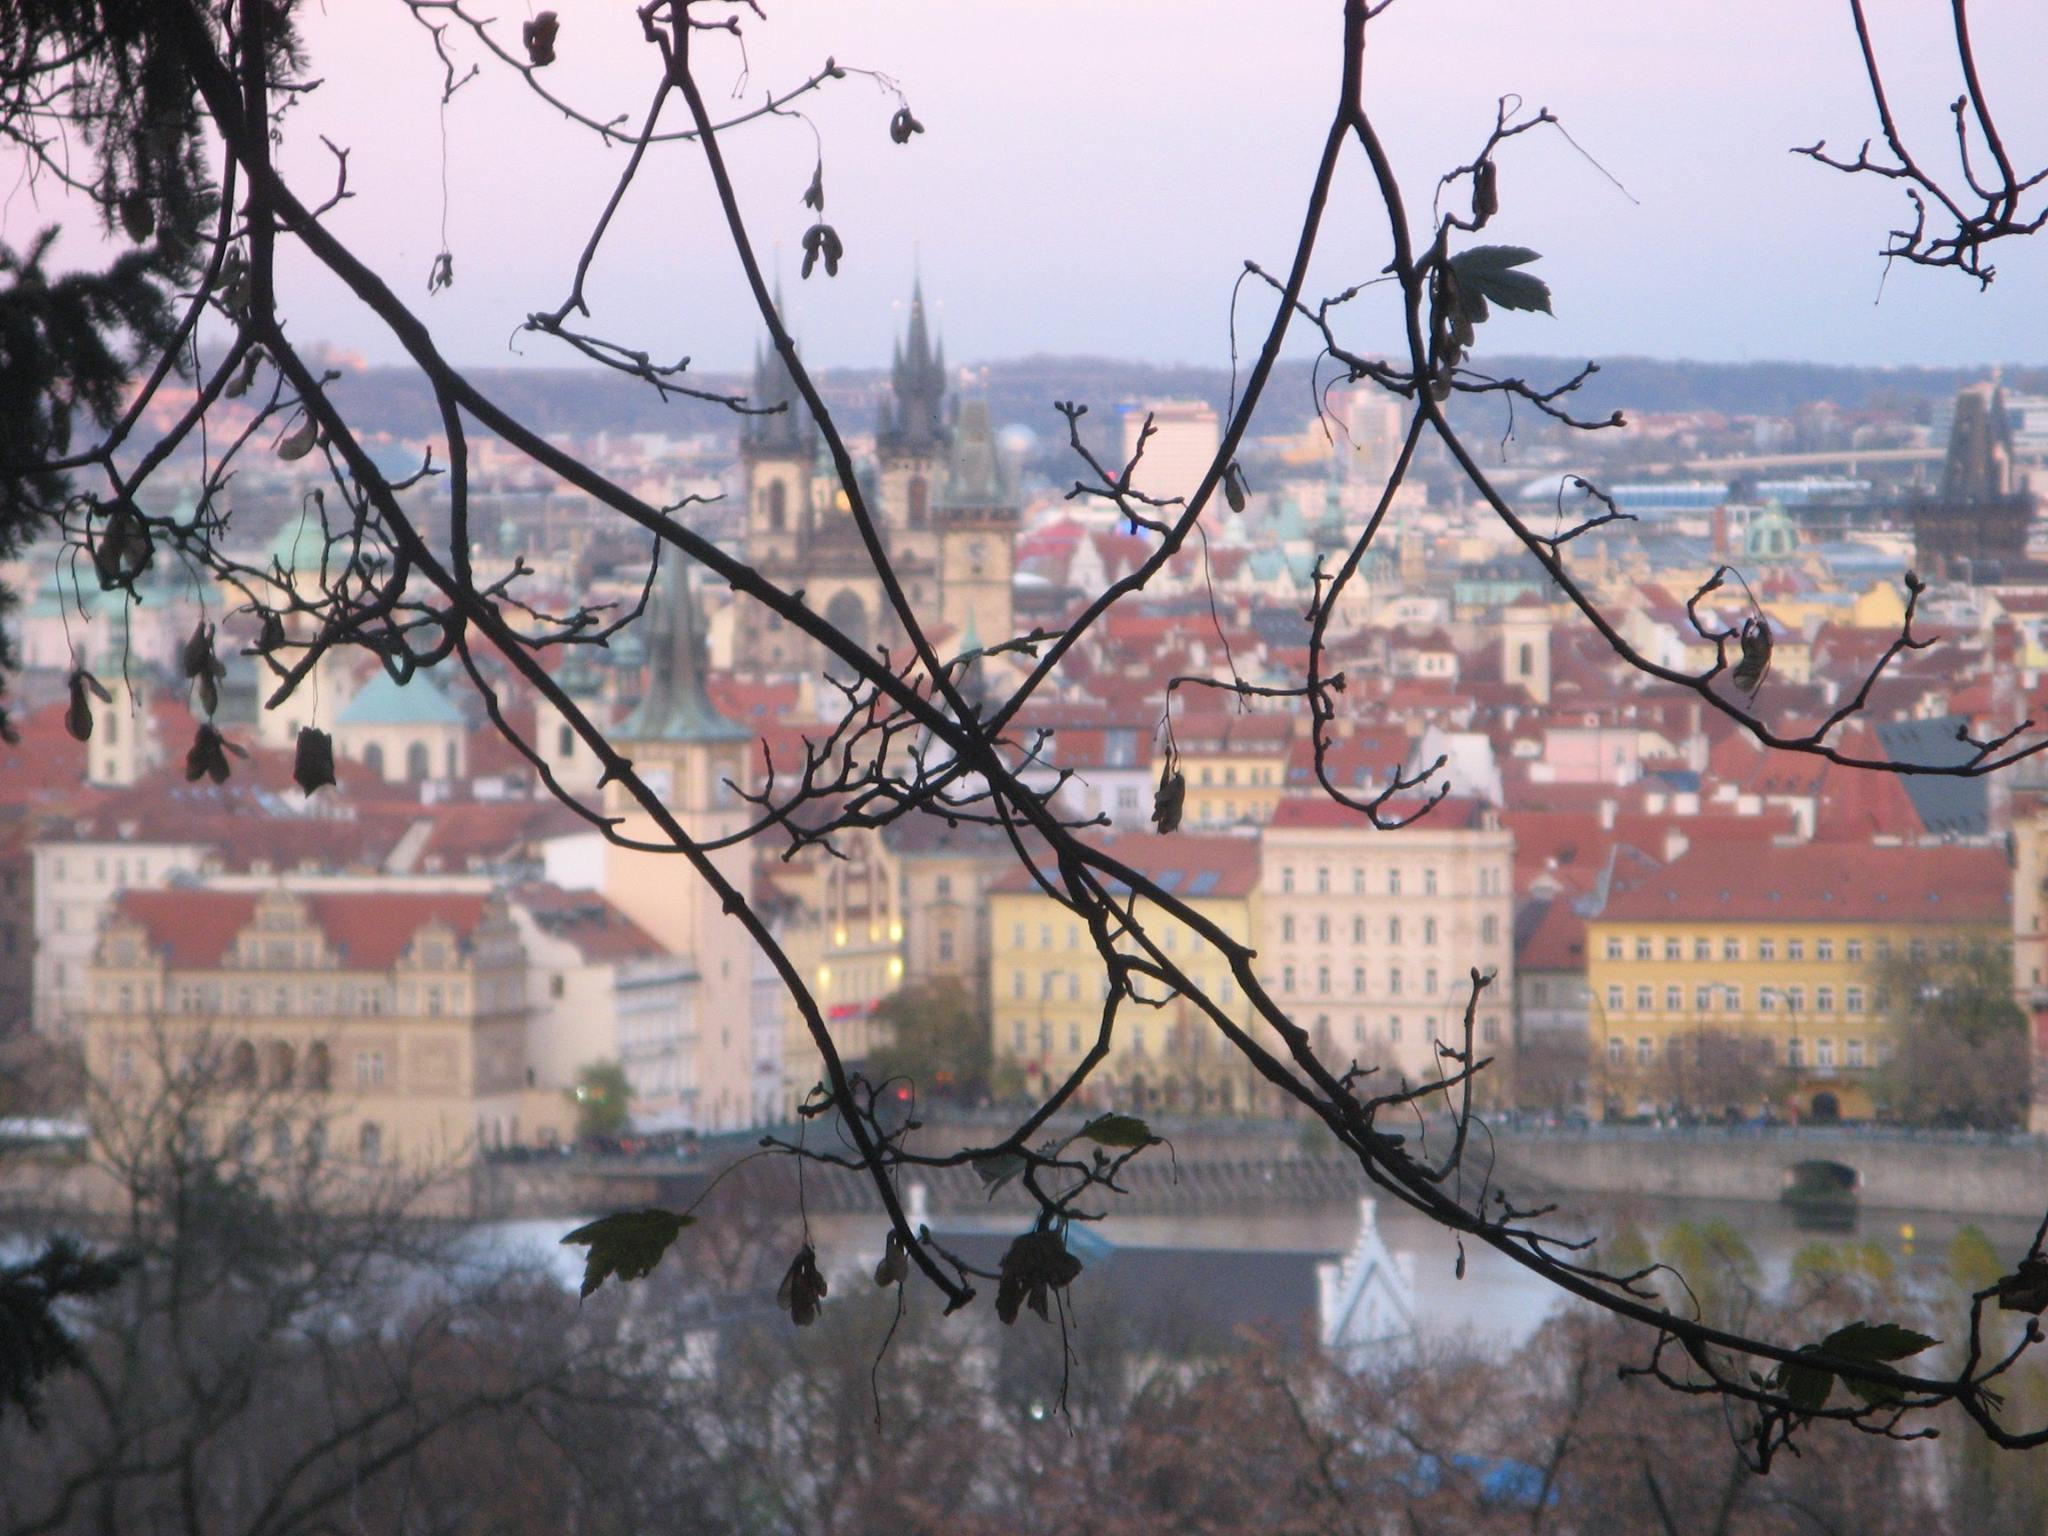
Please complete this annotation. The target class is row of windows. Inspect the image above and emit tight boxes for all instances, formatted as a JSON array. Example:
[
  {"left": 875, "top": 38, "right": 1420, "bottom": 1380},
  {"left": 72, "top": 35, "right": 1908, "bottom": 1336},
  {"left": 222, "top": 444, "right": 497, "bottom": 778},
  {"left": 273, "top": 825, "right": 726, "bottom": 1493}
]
[
  {"left": 1187, "top": 764, "right": 1278, "bottom": 787},
  {"left": 1600, "top": 933, "right": 1965, "bottom": 965},
  {"left": 53, "top": 854, "right": 164, "bottom": 887},
  {"left": 103, "top": 979, "right": 493, "bottom": 1018},
  {"left": 1279, "top": 865, "right": 1505, "bottom": 897},
  {"left": 1278, "top": 913, "right": 1500, "bottom": 947},
  {"left": 815, "top": 959, "right": 902, "bottom": 995},
  {"left": 1603, "top": 983, "right": 1874, "bottom": 1015},
  {"left": 1009, "top": 922, "right": 1213, "bottom": 954},
  {"left": 1007, "top": 912, "right": 1499, "bottom": 953},
  {"left": 111, "top": 1038, "right": 339, "bottom": 1091},
  {"left": 1008, "top": 969, "right": 1237, "bottom": 1005},
  {"left": 1607, "top": 1035, "right": 1891, "bottom": 1070},
  {"left": 159, "top": 1116, "right": 382, "bottom": 1167},
  {"left": 1007, "top": 1012, "right": 1499, "bottom": 1057},
  {"left": 1279, "top": 962, "right": 1495, "bottom": 999}
]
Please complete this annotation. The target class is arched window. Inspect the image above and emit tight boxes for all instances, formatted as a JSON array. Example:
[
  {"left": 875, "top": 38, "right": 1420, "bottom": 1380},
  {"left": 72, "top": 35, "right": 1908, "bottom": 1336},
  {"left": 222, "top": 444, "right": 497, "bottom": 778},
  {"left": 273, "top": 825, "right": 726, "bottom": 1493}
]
[
  {"left": 265, "top": 1040, "right": 295, "bottom": 1089},
  {"left": 557, "top": 724, "right": 573, "bottom": 757},
  {"left": 1518, "top": 642, "right": 1534, "bottom": 676},
  {"left": 766, "top": 480, "right": 787, "bottom": 531},
  {"left": 305, "top": 1042, "right": 332, "bottom": 1092},
  {"left": 405, "top": 741, "right": 430, "bottom": 781},
  {"left": 907, "top": 476, "right": 928, "bottom": 527},
  {"left": 824, "top": 589, "right": 870, "bottom": 652},
  {"left": 271, "top": 1119, "right": 292, "bottom": 1160},
  {"left": 227, "top": 1040, "right": 258, "bottom": 1088},
  {"left": 359, "top": 1121, "right": 383, "bottom": 1167},
  {"left": 363, "top": 742, "right": 385, "bottom": 778}
]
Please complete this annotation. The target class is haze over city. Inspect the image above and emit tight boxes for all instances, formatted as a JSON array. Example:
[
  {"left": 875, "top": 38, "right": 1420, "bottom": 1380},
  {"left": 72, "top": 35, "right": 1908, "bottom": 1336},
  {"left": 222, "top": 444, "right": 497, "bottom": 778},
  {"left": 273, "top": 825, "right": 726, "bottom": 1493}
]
[{"left": 12, "top": 3, "right": 2048, "bottom": 1529}]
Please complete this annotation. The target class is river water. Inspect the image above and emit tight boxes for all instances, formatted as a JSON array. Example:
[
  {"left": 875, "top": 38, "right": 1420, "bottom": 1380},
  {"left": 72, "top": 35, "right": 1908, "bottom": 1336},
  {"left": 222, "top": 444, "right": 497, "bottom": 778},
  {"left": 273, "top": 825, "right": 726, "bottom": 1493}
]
[{"left": 482, "top": 1189, "right": 2041, "bottom": 1347}]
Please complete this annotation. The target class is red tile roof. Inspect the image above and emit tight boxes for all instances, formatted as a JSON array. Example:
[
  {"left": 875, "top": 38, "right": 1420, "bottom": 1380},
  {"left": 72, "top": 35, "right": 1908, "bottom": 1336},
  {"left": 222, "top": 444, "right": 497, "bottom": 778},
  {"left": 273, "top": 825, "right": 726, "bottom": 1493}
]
[
  {"left": 1516, "top": 895, "right": 1586, "bottom": 974},
  {"left": 112, "top": 889, "right": 495, "bottom": 970},
  {"left": 112, "top": 890, "right": 259, "bottom": 967},
  {"left": 1596, "top": 843, "right": 2009, "bottom": 926},
  {"left": 514, "top": 882, "right": 667, "bottom": 963}
]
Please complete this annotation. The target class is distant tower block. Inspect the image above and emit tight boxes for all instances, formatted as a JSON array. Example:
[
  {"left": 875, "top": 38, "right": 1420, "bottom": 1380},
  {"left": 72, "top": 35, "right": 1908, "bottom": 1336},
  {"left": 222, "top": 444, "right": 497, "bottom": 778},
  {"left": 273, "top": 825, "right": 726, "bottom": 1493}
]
[
  {"left": 1498, "top": 595, "right": 1551, "bottom": 705},
  {"left": 1913, "top": 380, "right": 2034, "bottom": 582},
  {"left": 938, "top": 398, "right": 1018, "bottom": 653},
  {"left": 1122, "top": 399, "right": 1219, "bottom": 505}
]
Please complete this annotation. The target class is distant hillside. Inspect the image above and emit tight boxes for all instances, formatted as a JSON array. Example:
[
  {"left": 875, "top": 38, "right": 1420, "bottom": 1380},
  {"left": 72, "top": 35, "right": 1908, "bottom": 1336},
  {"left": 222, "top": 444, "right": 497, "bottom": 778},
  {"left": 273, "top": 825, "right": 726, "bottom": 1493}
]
[{"left": 326, "top": 354, "right": 2043, "bottom": 446}]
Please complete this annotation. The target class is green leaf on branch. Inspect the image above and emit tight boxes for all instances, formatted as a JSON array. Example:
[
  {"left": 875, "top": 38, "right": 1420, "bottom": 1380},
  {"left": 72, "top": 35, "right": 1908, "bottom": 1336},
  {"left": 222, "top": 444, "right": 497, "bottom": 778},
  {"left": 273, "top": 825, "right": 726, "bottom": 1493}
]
[
  {"left": 1077, "top": 1112, "right": 1157, "bottom": 1149},
  {"left": 972, "top": 1152, "right": 1026, "bottom": 1198},
  {"left": 1774, "top": 1349, "right": 1835, "bottom": 1414},
  {"left": 560, "top": 1208, "right": 693, "bottom": 1299},
  {"left": 1445, "top": 244, "right": 1552, "bottom": 316},
  {"left": 1820, "top": 1320, "right": 1939, "bottom": 1363}
]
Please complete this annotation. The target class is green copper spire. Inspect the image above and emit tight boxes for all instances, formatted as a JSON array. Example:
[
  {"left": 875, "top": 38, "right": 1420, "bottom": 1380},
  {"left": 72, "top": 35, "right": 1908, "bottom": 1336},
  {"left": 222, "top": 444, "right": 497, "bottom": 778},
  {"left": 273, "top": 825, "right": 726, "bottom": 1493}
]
[{"left": 619, "top": 556, "right": 751, "bottom": 744}]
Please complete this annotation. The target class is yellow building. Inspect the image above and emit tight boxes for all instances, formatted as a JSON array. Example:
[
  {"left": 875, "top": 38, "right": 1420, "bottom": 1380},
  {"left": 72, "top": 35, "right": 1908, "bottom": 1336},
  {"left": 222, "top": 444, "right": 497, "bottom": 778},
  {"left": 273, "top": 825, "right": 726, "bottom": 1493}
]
[
  {"left": 1175, "top": 713, "right": 1294, "bottom": 829},
  {"left": 1587, "top": 843, "right": 2009, "bottom": 1122},
  {"left": 990, "top": 834, "right": 1261, "bottom": 1113},
  {"left": 86, "top": 886, "right": 535, "bottom": 1171}
]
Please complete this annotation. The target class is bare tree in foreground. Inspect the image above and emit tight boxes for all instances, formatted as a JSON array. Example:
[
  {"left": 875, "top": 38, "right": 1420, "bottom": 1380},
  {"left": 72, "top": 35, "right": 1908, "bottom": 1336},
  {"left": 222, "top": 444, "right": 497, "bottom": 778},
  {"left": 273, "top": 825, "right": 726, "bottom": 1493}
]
[{"left": 8, "top": 0, "right": 2048, "bottom": 1469}]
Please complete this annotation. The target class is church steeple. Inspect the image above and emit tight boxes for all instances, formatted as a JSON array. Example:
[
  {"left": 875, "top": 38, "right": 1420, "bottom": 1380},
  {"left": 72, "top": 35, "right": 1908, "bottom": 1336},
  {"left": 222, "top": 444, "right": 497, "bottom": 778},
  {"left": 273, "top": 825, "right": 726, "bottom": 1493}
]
[
  {"left": 619, "top": 556, "right": 750, "bottom": 745},
  {"left": 881, "top": 276, "right": 948, "bottom": 455},
  {"left": 742, "top": 281, "right": 818, "bottom": 459},
  {"left": 939, "top": 397, "right": 1008, "bottom": 510}
]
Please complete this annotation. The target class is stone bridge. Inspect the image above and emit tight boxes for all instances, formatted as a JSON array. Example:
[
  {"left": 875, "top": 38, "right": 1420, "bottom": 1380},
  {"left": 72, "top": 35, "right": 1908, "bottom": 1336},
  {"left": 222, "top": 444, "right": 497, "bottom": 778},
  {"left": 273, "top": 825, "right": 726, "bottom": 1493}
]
[
  {"left": 1488, "top": 1126, "right": 2048, "bottom": 1219},
  {"left": 469, "top": 1125, "right": 2048, "bottom": 1222}
]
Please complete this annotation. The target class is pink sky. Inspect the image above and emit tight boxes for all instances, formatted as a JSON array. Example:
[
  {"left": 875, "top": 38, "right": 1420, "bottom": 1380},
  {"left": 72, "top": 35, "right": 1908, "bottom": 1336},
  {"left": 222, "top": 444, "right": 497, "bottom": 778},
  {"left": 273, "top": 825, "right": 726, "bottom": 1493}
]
[{"left": 12, "top": 1, "right": 2048, "bottom": 373}]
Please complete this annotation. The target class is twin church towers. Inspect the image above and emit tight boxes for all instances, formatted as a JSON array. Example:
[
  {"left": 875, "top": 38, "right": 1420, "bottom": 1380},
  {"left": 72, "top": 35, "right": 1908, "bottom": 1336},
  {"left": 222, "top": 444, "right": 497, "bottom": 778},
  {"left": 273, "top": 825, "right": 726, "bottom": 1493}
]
[{"left": 732, "top": 279, "right": 1018, "bottom": 674}]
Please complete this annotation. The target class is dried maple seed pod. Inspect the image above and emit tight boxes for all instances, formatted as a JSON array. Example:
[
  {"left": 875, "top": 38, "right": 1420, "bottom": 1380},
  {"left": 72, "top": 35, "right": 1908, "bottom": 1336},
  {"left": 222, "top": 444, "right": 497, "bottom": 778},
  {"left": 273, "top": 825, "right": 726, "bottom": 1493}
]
[
  {"left": 776, "top": 1245, "right": 828, "bottom": 1326},
  {"left": 294, "top": 727, "right": 338, "bottom": 796},
  {"left": 1733, "top": 617, "right": 1773, "bottom": 695},
  {"left": 65, "top": 670, "right": 111, "bottom": 743},
  {"left": 522, "top": 11, "right": 558, "bottom": 67},
  {"left": 1152, "top": 756, "right": 1186, "bottom": 834},
  {"left": 1223, "top": 461, "right": 1249, "bottom": 513}
]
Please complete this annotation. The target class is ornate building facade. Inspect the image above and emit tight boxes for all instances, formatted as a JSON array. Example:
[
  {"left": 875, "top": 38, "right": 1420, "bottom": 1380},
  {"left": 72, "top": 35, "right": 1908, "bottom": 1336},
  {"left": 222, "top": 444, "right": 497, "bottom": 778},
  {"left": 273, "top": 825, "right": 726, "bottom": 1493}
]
[{"left": 734, "top": 281, "right": 1018, "bottom": 673}]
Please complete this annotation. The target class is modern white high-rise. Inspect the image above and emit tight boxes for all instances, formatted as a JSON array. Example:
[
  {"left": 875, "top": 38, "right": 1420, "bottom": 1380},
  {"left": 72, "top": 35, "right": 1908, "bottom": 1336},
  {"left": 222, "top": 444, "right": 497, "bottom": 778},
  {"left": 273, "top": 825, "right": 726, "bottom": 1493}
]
[{"left": 1121, "top": 399, "right": 1220, "bottom": 505}]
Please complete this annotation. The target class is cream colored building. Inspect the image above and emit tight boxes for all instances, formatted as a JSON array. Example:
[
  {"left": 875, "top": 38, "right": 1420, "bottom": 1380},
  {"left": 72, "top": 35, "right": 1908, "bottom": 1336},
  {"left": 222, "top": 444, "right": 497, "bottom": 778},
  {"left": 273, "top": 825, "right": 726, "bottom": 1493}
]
[
  {"left": 508, "top": 883, "right": 695, "bottom": 1127},
  {"left": 1122, "top": 399, "right": 1219, "bottom": 504},
  {"left": 1259, "top": 797, "right": 1516, "bottom": 1093},
  {"left": 333, "top": 669, "right": 469, "bottom": 785},
  {"left": 2010, "top": 808, "right": 2048, "bottom": 1134},
  {"left": 757, "top": 823, "right": 905, "bottom": 1114},
  {"left": 85, "top": 886, "right": 537, "bottom": 1169}
]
